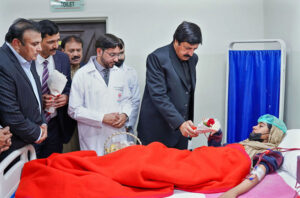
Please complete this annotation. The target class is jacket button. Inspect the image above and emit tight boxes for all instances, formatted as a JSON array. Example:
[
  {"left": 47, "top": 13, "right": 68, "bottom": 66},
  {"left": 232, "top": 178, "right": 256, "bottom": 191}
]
[{"left": 185, "top": 92, "right": 189, "bottom": 94}]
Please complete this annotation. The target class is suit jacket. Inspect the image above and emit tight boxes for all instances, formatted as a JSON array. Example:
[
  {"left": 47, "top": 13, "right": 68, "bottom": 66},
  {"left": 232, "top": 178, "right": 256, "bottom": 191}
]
[
  {"left": 137, "top": 43, "right": 198, "bottom": 147},
  {"left": 0, "top": 43, "right": 45, "bottom": 160},
  {"left": 32, "top": 50, "right": 76, "bottom": 144}
]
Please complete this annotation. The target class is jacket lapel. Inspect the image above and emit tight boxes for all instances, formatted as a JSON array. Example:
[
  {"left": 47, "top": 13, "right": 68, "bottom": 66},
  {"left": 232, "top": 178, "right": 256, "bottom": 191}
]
[
  {"left": 188, "top": 58, "right": 196, "bottom": 91},
  {"left": 31, "top": 61, "right": 43, "bottom": 103},
  {"left": 53, "top": 53, "right": 61, "bottom": 72},
  {"left": 3, "top": 44, "right": 33, "bottom": 87},
  {"left": 3, "top": 43, "right": 42, "bottom": 110},
  {"left": 168, "top": 44, "right": 189, "bottom": 89}
]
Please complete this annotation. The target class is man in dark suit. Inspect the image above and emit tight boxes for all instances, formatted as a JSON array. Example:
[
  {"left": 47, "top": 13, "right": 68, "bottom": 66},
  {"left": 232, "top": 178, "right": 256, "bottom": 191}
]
[
  {"left": 33, "top": 20, "right": 75, "bottom": 158},
  {"left": 0, "top": 18, "right": 48, "bottom": 161},
  {"left": 138, "top": 21, "right": 202, "bottom": 149}
]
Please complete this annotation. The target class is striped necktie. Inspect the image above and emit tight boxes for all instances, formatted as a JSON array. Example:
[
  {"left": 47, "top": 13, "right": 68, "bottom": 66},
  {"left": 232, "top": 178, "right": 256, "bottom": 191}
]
[{"left": 42, "top": 60, "right": 51, "bottom": 123}]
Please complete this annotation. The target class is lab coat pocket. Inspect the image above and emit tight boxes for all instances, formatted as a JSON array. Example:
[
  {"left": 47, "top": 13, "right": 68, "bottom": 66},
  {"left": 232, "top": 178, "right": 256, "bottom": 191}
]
[{"left": 113, "top": 85, "right": 124, "bottom": 103}]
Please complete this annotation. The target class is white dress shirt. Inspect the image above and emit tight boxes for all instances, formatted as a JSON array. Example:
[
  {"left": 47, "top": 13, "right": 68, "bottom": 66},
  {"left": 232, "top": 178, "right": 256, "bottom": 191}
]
[{"left": 35, "top": 54, "right": 57, "bottom": 118}]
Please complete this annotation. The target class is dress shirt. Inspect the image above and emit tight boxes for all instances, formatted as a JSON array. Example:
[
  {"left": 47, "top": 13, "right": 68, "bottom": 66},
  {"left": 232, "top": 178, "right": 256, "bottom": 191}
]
[
  {"left": 36, "top": 54, "right": 57, "bottom": 118},
  {"left": 93, "top": 57, "right": 110, "bottom": 82}
]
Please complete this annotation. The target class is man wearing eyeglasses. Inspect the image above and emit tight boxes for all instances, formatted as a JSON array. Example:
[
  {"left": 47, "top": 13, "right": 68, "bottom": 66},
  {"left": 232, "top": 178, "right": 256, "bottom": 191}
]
[{"left": 68, "top": 34, "right": 132, "bottom": 156}]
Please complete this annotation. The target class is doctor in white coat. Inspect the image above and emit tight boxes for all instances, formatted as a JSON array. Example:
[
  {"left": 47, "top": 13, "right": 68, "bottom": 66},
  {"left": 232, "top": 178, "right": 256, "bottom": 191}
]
[
  {"left": 68, "top": 34, "right": 132, "bottom": 156},
  {"left": 115, "top": 38, "right": 140, "bottom": 134}
]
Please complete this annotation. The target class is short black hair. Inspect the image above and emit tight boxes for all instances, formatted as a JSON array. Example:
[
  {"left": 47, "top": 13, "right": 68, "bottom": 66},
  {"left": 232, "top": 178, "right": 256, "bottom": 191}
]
[
  {"left": 95, "top": 33, "right": 123, "bottom": 51},
  {"left": 173, "top": 21, "right": 202, "bottom": 45},
  {"left": 119, "top": 38, "right": 125, "bottom": 48},
  {"left": 38, "top": 19, "right": 59, "bottom": 39},
  {"left": 5, "top": 18, "right": 40, "bottom": 44},
  {"left": 61, "top": 35, "right": 83, "bottom": 49}
]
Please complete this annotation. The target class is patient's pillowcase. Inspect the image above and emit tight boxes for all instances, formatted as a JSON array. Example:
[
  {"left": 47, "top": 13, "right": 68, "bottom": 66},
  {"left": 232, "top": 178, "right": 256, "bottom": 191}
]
[{"left": 279, "top": 129, "right": 300, "bottom": 179}]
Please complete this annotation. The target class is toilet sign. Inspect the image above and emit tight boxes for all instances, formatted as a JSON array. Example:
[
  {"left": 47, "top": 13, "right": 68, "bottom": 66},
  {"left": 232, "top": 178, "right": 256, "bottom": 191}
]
[{"left": 50, "top": 0, "right": 84, "bottom": 12}]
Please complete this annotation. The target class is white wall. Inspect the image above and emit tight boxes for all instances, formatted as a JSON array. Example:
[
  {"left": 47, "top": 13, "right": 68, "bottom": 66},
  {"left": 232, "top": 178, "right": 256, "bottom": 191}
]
[
  {"left": 264, "top": 0, "right": 300, "bottom": 129},
  {"left": 0, "top": 0, "right": 267, "bottom": 147}
]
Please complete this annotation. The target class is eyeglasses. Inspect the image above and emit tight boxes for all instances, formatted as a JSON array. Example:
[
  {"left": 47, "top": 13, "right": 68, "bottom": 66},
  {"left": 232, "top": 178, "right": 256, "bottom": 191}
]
[{"left": 104, "top": 51, "right": 124, "bottom": 58}]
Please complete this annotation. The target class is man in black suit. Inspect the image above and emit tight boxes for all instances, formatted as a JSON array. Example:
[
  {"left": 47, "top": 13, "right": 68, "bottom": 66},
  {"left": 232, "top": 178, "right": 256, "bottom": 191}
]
[
  {"left": 0, "top": 18, "right": 47, "bottom": 161},
  {"left": 138, "top": 21, "right": 202, "bottom": 149},
  {"left": 33, "top": 20, "right": 75, "bottom": 158}
]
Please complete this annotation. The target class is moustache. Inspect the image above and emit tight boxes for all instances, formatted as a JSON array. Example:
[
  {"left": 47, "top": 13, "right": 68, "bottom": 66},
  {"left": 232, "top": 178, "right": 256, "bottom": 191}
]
[
  {"left": 71, "top": 56, "right": 81, "bottom": 61},
  {"left": 183, "top": 54, "right": 192, "bottom": 58},
  {"left": 50, "top": 48, "right": 57, "bottom": 52}
]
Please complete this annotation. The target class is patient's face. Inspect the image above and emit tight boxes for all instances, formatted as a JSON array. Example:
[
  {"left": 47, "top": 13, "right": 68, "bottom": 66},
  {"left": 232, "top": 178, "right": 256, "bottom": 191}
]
[{"left": 252, "top": 122, "right": 270, "bottom": 142}]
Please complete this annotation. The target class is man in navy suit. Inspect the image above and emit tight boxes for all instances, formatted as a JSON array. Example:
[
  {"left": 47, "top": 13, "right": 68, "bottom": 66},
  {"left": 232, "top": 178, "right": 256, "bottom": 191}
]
[
  {"left": 0, "top": 18, "right": 48, "bottom": 161},
  {"left": 33, "top": 20, "right": 75, "bottom": 158},
  {"left": 138, "top": 21, "right": 202, "bottom": 149}
]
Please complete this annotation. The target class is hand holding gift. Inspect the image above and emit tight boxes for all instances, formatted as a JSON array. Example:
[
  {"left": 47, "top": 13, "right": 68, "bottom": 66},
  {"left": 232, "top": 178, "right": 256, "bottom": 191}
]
[
  {"left": 44, "top": 70, "right": 67, "bottom": 113},
  {"left": 194, "top": 118, "right": 221, "bottom": 135}
]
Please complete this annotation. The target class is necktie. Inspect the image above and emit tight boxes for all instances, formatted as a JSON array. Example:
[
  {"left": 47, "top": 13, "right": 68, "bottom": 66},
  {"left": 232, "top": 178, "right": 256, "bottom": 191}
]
[
  {"left": 103, "top": 68, "right": 109, "bottom": 85},
  {"left": 182, "top": 61, "right": 191, "bottom": 90},
  {"left": 41, "top": 60, "right": 51, "bottom": 123}
]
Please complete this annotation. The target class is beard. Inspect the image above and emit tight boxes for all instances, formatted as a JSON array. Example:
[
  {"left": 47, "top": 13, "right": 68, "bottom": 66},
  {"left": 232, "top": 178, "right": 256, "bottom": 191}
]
[
  {"left": 100, "top": 55, "right": 115, "bottom": 68},
  {"left": 115, "top": 58, "right": 125, "bottom": 67}
]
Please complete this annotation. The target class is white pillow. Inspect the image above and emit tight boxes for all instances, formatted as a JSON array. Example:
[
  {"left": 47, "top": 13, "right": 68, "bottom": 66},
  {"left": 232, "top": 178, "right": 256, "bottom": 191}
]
[{"left": 278, "top": 129, "right": 300, "bottom": 179}]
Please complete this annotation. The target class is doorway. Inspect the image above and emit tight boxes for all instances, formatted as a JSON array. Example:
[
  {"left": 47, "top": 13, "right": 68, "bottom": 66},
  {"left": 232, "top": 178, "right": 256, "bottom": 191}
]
[{"left": 56, "top": 20, "right": 106, "bottom": 64}]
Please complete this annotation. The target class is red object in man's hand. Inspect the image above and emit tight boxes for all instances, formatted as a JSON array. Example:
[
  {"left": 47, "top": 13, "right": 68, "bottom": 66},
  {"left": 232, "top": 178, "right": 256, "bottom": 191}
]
[
  {"left": 206, "top": 119, "right": 215, "bottom": 127},
  {"left": 191, "top": 126, "right": 197, "bottom": 130}
]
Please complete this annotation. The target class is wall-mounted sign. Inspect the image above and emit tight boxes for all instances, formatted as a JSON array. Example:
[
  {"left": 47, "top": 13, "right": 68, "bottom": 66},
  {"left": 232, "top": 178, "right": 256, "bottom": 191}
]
[{"left": 50, "top": 0, "right": 84, "bottom": 12}]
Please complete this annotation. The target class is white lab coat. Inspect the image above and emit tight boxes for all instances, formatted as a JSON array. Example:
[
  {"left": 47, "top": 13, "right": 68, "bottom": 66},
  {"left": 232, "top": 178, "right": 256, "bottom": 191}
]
[
  {"left": 119, "top": 63, "right": 140, "bottom": 129},
  {"left": 68, "top": 57, "right": 132, "bottom": 156}
]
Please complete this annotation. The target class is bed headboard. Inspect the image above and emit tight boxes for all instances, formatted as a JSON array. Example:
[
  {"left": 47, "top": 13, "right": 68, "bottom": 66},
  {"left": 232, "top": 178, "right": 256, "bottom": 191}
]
[{"left": 0, "top": 145, "right": 36, "bottom": 198}]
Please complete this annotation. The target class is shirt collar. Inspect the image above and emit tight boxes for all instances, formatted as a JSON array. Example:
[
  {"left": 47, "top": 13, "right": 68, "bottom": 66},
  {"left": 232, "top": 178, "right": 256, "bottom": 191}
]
[
  {"left": 86, "top": 56, "right": 118, "bottom": 73},
  {"left": 6, "top": 42, "right": 31, "bottom": 66},
  {"left": 92, "top": 56, "right": 107, "bottom": 72},
  {"left": 37, "top": 54, "right": 52, "bottom": 65}
]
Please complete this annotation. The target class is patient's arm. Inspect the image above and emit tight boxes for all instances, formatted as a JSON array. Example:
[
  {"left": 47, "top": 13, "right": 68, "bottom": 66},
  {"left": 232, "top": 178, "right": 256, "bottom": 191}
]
[
  {"left": 220, "top": 150, "right": 283, "bottom": 198},
  {"left": 208, "top": 129, "right": 223, "bottom": 147},
  {"left": 219, "top": 165, "right": 266, "bottom": 198}
]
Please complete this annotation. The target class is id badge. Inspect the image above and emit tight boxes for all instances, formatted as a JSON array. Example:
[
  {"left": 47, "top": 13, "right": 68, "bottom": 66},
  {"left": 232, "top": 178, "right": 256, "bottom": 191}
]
[{"left": 114, "top": 86, "right": 124, "bottom": 103}]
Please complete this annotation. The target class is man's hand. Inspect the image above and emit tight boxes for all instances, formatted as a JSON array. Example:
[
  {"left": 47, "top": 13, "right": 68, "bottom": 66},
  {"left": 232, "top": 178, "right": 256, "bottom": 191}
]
[
  {"left": 54, "top": 94, "right": 68, "bottom": 108},
  {"left": 0, "top": 126, "right": 12, "bottom": 153},
  {"left": 103, "top": 113, "right": 119, "bottom": 127},
  {"left": 35, "top": 124, "right": 47, "bottom": 144},
  {"left": 179, "top": 120, "right": 198, "bottom": 138},
  {"left": 42, "top": 94, "right": 55, "bottom": 109},
  {"left": 112, "top": 113, "right": 128, "bottom": 128}
]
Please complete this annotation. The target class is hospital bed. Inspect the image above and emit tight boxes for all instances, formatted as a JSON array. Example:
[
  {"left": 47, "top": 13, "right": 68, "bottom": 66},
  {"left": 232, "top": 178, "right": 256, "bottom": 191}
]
[
  {"left": 0, "top": 145, "right": 36, "bottom": 198},
  {"left": 1, "top": 130, "right": 299, "bottom": 198}
]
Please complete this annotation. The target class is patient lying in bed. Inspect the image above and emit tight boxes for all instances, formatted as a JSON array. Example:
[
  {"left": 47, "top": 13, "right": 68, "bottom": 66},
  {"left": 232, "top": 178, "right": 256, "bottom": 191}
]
[
  {"left": 207, "top": 114, "right": 286, "bottom": 197},
  {"left": 15, "top": 114, "right": 288, "bottom": 198}
]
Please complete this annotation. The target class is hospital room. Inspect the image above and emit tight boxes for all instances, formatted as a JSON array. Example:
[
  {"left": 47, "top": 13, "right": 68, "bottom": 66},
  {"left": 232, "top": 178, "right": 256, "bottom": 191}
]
[{"left": 0, "top": 0, "right": 299, "bottom": 197}]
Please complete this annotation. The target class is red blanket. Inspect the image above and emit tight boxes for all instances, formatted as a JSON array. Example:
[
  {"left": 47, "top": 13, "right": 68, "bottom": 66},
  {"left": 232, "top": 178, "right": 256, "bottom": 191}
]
[{"left": 16, "top": 142, "right": 251, "bottom": 198}]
